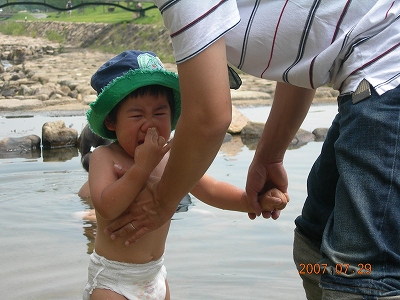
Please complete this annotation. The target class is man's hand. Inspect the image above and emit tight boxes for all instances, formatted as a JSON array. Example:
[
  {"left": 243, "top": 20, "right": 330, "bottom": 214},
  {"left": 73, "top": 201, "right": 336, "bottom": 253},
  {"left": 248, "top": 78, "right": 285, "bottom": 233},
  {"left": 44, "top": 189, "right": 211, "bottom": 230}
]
[
  {"left": 246, "top": 159, "right": 288, "bottom": 220},
  {"left": 257, "top": 188, "right": 290, "bottom": 219},
  {"left": 245, "top": 83, "right": 314, "bottom": 220},
  {"left": 104, "top": 177, "right": 176, "bottom": 245}
]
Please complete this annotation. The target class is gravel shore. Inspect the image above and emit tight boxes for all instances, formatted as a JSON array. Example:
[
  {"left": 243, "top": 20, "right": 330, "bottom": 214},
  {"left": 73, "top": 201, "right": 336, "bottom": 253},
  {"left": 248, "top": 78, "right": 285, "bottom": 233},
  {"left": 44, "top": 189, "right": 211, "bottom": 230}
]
[{"left": 0, "top": 33, "right": 337, "bottom": 115}]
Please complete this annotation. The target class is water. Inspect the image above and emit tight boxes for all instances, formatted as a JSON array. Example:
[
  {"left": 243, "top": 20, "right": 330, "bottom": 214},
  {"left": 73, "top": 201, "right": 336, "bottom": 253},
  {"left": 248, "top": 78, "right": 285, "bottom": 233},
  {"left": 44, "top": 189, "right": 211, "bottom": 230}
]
[
  {"left": 1, "top": 60, "right": 13, "bottom": 71},
  {"left": 0, "top": 105, "right": 338, "bottom": 299},
  {"left": 239, "top": 104, "right": 338, "bottom": 131}
]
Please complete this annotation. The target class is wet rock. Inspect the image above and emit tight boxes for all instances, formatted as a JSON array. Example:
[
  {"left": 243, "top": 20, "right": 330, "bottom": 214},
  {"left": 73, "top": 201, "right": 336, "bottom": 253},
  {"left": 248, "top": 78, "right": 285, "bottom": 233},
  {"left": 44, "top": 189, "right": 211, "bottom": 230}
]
[
  {"left": 241, "top": 121, "right": 265, "bottom": 139},
  {"left": 0, "top": 134, "right": 41, "bottom": 153},
  {"left": 313, "top": 127, "right": 329, "bottom": 141},
  {"left": 228, "top": 105, "right": 249, "bottom": 134},
  {"left": 241, "top": 121, "right": 324, "bottom": 149},
  {"left": 42, "top": 120, "right": 78, "bottom": 149},
  {"left": 290, "top": 128, "right": 315, "bottom": 149}
]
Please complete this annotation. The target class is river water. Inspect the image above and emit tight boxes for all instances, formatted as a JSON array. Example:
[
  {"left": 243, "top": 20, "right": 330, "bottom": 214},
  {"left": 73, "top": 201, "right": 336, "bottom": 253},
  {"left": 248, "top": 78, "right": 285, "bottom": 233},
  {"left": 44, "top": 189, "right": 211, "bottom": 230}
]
[{"left": 0, "top": 105, "right": 337, "bottom": 299}]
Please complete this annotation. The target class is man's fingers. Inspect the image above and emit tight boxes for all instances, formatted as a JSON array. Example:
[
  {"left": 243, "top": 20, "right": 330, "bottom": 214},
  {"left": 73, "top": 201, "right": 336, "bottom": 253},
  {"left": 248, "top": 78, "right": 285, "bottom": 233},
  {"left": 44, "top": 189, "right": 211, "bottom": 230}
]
[
  {"left": 115, "top": 223, "right": 135, "bottom": 239},
  {"left": 271, "top": 209, "right": 281, "bottom": 220},
  {"left": 125, "top": 227, "right": 151, "bottom": 246},
  {"left": 261, "top": 210, "right": 272, "bottom": 219},
  {"left": 246, "top": 186, "right": 262, "bottom": 217},
  {"left": 248, "top": 212, "right": 257, "bottom": 220},
  {"left": 249, "top": 196, "right": 262, "bottom": 216},
  {"left": 104, "top": 214, "right": 132, "bottom": 236},
  {"left": 261, "top": 209, "right": 281, "bottom": 219},
  {"left": 142, "top": 205, "right": 158, "bottom": 215},
  {"left": 104, "top": 211, "right": 145, "bottom": 237}
]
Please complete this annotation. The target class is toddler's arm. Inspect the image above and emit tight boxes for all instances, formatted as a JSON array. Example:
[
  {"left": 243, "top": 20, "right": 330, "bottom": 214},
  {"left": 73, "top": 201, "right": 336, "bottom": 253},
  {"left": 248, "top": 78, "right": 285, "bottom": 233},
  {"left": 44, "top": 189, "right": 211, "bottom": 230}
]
[{"left": 190, "top": 174, "right": 288, "bottom": 214}]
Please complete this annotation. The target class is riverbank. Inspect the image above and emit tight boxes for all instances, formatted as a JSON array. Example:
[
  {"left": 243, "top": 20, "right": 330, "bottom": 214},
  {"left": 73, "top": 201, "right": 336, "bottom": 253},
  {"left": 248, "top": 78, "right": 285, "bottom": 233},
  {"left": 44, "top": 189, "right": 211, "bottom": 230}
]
[{"left": 0, "top": 31, "right": 338, "bottom": 116}]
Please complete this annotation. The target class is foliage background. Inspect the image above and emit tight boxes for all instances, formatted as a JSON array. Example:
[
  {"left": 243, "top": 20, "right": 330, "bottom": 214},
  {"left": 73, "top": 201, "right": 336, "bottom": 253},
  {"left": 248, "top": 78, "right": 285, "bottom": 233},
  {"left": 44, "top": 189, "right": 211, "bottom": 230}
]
[
  {"left": 0, "top": 0, "right": 161, "bottom": 24},
  {"left": 0, "top": 1, "right": 174, "bottom": 62}
]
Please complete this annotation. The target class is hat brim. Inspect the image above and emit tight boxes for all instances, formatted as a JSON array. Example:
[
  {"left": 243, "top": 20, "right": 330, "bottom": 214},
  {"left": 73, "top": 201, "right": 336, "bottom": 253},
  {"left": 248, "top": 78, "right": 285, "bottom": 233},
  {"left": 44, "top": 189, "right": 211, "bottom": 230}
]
[{"left": 87, "top": 69, "right": 181, "bottom": 140}]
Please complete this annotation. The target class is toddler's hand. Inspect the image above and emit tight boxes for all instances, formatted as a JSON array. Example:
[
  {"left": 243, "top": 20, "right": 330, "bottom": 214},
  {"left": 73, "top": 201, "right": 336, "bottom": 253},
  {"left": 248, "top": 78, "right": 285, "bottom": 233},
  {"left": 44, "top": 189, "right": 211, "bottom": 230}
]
[
  {"left": 258, "top": 188, "right": 290, "bottom": 212},
  {"left": 134, "top": 128, "right": 170, "bottom": 174}
]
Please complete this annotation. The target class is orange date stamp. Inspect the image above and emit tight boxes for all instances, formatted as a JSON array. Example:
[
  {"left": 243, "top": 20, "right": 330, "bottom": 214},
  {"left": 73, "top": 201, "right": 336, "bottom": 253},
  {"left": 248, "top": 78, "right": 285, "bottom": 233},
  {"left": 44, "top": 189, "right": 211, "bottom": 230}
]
[{"left": 299, "top": 263, "right": 372, "bottom": 275}]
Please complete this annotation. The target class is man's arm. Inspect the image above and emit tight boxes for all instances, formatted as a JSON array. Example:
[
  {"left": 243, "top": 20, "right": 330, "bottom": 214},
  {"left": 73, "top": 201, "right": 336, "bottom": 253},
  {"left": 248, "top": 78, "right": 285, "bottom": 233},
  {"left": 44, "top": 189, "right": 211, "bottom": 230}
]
[
  {"left": 105, "top": 38, "right": 233, "bottom": 243},
  {"left": 159, "top": 37, "right": 232, "bottom": 206},
  {"left": 246, "top": 82, "right": 316, "bottom": 218}
]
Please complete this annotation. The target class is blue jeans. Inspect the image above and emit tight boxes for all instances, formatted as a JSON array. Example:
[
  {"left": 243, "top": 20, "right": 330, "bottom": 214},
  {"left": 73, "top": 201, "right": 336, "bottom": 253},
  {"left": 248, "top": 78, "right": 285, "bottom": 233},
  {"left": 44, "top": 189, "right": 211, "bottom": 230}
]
[{"left": 294, "top": 84, "right": 400, "bottom": 298}]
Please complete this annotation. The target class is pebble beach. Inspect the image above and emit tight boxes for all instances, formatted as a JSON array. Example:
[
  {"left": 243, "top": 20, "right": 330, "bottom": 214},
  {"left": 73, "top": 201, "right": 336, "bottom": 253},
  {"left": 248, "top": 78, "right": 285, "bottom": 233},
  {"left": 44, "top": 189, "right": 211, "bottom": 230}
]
[{"left": 0, "top": 33, "right": 338, "bottom": 115}]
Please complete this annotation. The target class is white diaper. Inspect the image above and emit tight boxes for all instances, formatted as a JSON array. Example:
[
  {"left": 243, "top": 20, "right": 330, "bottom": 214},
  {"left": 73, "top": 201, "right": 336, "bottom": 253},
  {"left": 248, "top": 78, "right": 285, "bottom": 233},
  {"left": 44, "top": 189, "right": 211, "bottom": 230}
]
[{"left": 83, "top": 251, "right": 167, "bottom": 300}]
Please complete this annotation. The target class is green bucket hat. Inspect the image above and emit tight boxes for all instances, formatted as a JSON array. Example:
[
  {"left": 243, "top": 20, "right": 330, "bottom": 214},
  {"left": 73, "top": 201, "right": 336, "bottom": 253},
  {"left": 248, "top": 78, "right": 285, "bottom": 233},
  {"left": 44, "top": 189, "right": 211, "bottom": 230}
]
[{"left": 87, "top": 50, "right": 181, "bottom": 140}]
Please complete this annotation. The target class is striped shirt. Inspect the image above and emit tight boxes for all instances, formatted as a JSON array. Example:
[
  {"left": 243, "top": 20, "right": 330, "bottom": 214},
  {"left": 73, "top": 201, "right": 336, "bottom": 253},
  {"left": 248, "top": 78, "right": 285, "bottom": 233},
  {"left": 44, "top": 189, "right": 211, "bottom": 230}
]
[{"left": 155, "top": 0, "right": 400, "bottom": 95}]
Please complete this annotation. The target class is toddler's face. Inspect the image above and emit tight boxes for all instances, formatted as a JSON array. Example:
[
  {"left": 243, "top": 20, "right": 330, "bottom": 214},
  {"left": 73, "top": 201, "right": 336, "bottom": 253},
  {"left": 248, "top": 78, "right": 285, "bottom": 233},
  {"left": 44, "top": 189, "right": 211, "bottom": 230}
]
[{"left": 111, "top": 93, "right": 172, "bottom": 155}]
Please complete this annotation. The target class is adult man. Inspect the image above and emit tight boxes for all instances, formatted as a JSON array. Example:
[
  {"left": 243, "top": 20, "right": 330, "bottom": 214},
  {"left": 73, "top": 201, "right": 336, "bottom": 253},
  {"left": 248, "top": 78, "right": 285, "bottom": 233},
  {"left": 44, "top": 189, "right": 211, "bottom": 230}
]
[{"left": 107, "top": 2, "right": 400, "bottom": 298}]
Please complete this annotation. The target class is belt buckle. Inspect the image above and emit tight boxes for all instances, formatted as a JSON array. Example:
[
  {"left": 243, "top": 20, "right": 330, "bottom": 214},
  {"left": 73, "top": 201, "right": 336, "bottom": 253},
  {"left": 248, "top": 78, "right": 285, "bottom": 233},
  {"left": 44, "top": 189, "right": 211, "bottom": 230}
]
[{"left": 352, "top": 79, "right": 371, "bottom": 104}]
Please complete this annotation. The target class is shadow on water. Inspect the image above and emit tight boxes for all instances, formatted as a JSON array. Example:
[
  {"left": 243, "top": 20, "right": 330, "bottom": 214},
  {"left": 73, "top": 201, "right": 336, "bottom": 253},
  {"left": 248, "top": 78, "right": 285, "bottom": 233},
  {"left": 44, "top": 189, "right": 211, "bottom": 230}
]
[
  {"left": 0, "top": 147, "right": 41, "bottom": 159},
  {"left": 43, "top": 147, "right": 78, "bottom": 162}
]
